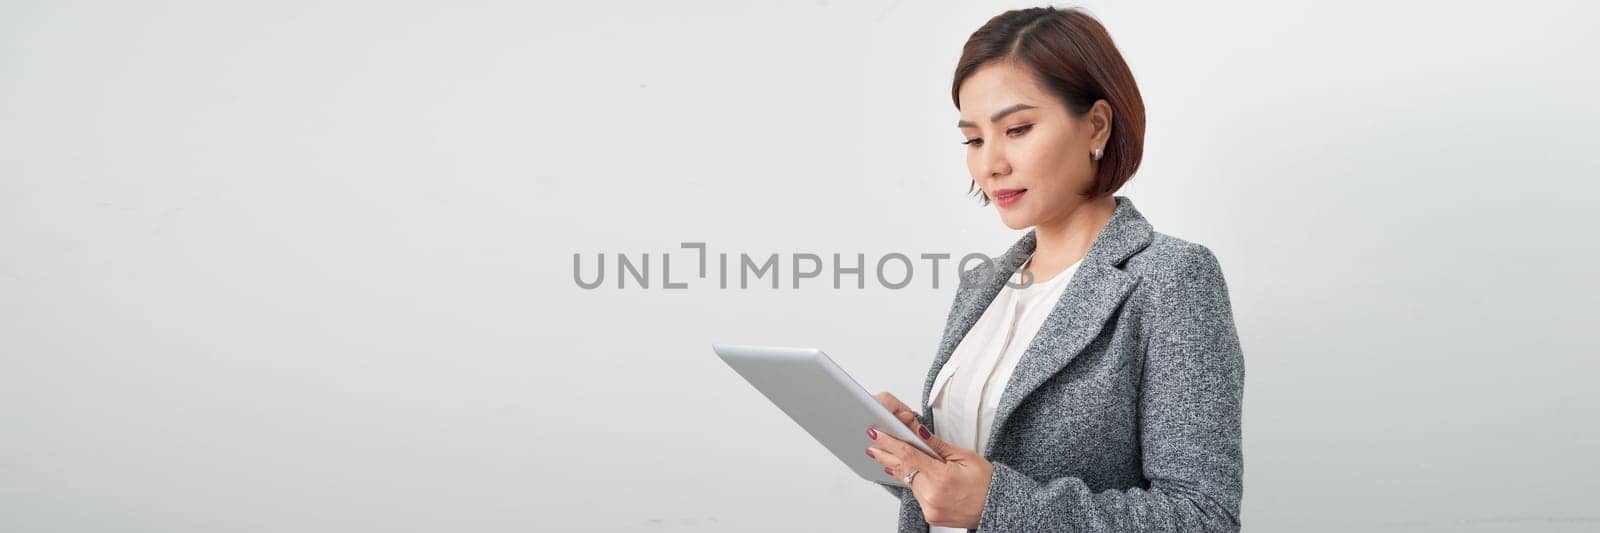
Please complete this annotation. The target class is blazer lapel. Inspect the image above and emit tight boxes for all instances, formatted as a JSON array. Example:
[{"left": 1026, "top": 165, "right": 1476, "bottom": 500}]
[{"left": 919, "top": 196, "right": 1155, "bottom": 452}]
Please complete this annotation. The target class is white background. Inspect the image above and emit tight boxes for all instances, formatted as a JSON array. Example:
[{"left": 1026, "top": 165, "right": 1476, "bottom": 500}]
[{"left": 4, "top": 1, "right": 1598, "bottom": 531}]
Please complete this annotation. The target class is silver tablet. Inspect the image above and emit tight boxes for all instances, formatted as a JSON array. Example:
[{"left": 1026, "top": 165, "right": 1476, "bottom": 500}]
[{"left": 712, "top": 343, "right": 941, "bottom": 488}]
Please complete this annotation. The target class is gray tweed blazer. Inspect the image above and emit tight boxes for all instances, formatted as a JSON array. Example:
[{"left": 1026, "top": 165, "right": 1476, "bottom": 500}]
[{"left": 879, "top": 195, "right": 1244, "bottom": 532}]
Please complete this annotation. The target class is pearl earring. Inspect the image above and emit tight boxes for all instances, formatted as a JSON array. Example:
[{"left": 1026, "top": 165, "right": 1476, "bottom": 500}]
[{"left": 1092, "top": 148, "right": 1104, "bottom": 161}]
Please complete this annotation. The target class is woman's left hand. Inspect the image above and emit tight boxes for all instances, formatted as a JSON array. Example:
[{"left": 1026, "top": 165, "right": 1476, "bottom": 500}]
[{"left": 866, "top": 415, "right": 994, "bottom": 529}]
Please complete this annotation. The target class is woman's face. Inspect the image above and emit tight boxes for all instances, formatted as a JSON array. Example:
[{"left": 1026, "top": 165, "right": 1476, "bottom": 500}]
[{"left": 957, "top": 61, "right": 1103, "bottom": 230}]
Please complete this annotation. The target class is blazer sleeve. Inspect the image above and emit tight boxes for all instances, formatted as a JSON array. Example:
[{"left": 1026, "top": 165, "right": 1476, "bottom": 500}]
[{"left": 976, "top": 245, "right": 1245, "bottom": 532}]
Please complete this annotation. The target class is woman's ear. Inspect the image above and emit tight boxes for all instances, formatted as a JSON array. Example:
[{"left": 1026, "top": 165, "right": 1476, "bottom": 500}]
[{"left": 1088, "top": 99, "right": 1114, "bottom": 147}]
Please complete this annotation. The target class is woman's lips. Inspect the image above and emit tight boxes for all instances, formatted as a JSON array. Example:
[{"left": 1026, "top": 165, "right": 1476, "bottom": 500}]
[{"left": 995, "top": 188, "right": 1027, "bottom": 207}]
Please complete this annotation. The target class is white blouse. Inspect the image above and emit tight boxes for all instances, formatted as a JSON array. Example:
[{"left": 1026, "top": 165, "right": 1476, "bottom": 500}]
[
  {"left": 927, "top": 252, "right": 1080, "bottom": 533},
  {"left": 930, "top": 252, "right": 1082, "bottom": 458}
]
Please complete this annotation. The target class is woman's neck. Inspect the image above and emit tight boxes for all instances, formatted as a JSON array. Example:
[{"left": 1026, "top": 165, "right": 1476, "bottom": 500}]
[{"left": 1024, "top": 195, "right": 1117, "bottom": 280}]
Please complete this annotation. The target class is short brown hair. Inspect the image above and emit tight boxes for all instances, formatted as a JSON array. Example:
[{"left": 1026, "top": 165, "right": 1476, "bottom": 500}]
[{"left": 953, "top": 6, "right": 1146, "bottom": 204}]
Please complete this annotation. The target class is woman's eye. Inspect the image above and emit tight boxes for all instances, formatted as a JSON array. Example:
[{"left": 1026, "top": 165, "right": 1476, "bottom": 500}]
[{"left": 963, "top": 125, "right": 1031, "bottom": 147}]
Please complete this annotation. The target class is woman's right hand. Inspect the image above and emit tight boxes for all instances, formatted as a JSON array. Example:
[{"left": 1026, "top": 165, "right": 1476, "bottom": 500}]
[{"left": 873, "top": 391, "right": 925, "bottom": 434}]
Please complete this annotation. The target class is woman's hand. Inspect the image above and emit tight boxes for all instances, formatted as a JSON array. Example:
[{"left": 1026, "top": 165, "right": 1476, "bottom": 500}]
[
  {"left": 867, "top": 392, "right": 994, "bottom": 530},
  {"left": 872, "top": 391, "right": 923, "bottom": 434}
]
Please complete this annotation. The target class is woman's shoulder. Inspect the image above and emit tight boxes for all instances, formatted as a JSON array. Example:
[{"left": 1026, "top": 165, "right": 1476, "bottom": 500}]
[
  {"left": 1125, "top": 231, "right": 1231, "bottom": 300},
  {"left": 951, "top": 231, "right": 1229, "bottom": 291},
  {"left": 1128, "top": 232, "right": 1219, "bottom": 272}
]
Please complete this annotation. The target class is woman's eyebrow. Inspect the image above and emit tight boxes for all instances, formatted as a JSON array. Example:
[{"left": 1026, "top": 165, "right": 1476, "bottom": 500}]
[{"left": 956, "top": 103, "right": 1038, "bottom": 128}]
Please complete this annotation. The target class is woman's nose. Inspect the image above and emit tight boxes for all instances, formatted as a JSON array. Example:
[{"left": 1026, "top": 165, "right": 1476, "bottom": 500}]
[
  {"left": 983, "top": 146, "right": 1010, "bottom": 177},
  {"left": 986, "top": 156, "right": 1011, "bottom": 177}
]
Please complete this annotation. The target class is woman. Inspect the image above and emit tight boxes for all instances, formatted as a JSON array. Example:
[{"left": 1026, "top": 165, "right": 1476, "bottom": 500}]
[{"left": 864, "top": 7, "right": 1245, "bottom": 532}]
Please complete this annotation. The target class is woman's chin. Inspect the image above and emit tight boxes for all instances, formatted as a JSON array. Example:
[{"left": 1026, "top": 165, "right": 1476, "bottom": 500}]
[{"left": 996, "top": 211, "right": 1033, "bottom": 230}]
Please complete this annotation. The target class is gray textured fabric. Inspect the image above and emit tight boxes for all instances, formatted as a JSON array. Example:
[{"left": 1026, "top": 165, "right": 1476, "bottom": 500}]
[{"left": 882, "top": 196, "right": 1244, "bottom": 532}]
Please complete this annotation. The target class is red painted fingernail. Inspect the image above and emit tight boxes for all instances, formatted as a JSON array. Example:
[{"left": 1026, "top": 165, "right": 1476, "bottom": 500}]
[
  {"left": 867, "top": 427, "right": 878, "bottom": 440},
  {"left": 884, "top": 467, "right": 893, "bottom": 475},
  {"left": 865, "top": 448, "right": 875, "bottom": 459},
  {"left": 919, "top": 425, "right": 932, "bottom": 439}
]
